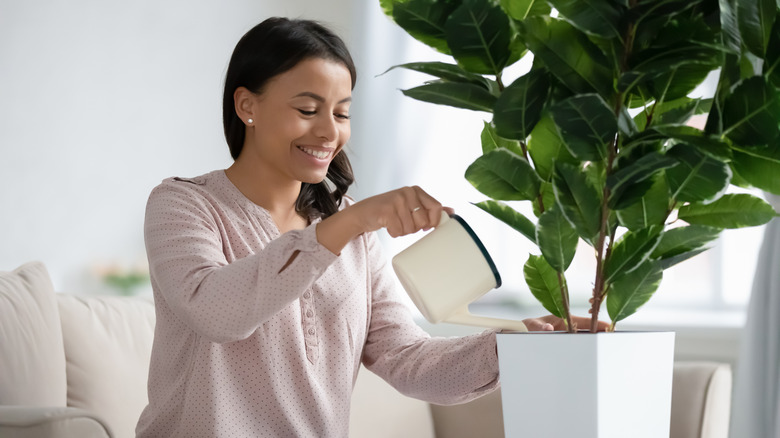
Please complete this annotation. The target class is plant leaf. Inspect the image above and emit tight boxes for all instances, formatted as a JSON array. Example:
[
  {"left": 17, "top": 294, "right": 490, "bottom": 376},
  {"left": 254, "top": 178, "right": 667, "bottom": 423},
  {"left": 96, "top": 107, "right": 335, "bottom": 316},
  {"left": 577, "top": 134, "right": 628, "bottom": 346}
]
[
  {"left": 524, "top": 254, "right": 567, "bottom": 319},
  {"left": 537, "top": 206, "right": 579, "bottom": 272},
  {"left": 549, "top": 94, "right": 618, "bottom": 162},
  {"left": 616, "top": 174, "right": 671, "bottom": 230},
  {"left": 383, "top": 61, "right": 493, "bottom": 89},
  {"left": 607, "top": 261, "right": 663, "bottom": 325},
  {"left": 604, "top": 226, "right": 664, "bottom": 283},
  {"left": 532, "top": 181, "right": 557, "bottom": 217},
  {"left": 392, "top": 0, "right": 461, "bottom": 55},
  {"left": 722, "top": 76, "right": 780, "bottom": 147},
  {"left": 474, "top": 200, "right": 537, "bottom": 244},
  {"left": 518, "top": 17, "right": 614, "bottom": 99},
  {"left": 480, "top": 121, "right": 524, "bottom": 155},
  {"left": 445, "top": 0, "right": 512, "bottom": 75},
  {"left": 678, "top": 193, "right": 778, "bottom": 228},
  {"left": 547, "top": 0, "right": 623, "bottom": 39},
  {"left": 493, "top": 68, "right": 550, "bottom": 141},
  {"left": 402, "top": 81, "right": 497, "bottom": 112},
  {"left": 737, "top": 0, "right": 776, "bottom": 57},
  {"left": 719, "top": 0, "right": 741, "bottom": 53},
  {"left": 465, "top": 149, "right": 542, "bottom": 200},
  {"left": 527, "top": 112, "right": 577, "bottom": 181},
  {"left": 500, "top": 0, "right": 551, "bottom": 21},
  {"left": 651, "top": 224, "right": 722, "bottom": 269},
  {"left": 731, "top": 144, "right": 780, "bottom": 193},
  {"left": 633, "top": 98, "right": 712, "bottom": 131},
  {"left": 608, "top": 151, "right": 678, "bottom": 209},
  {"left": 552, "top": 162, "right": 603, "bottom": 244},
  {"left": 665, "top": 144, "right": 732, "bottom": 204}
]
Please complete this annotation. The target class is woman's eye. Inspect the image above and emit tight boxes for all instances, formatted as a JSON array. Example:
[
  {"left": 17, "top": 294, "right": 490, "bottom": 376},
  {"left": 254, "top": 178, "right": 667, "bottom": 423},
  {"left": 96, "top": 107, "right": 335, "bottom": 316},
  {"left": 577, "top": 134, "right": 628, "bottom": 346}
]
[
  {"left": 298, "top": 109, "right": 316, "bottom": 116},
  {"left": 335, "top": 113, "right": 351, "bottom": 120}
]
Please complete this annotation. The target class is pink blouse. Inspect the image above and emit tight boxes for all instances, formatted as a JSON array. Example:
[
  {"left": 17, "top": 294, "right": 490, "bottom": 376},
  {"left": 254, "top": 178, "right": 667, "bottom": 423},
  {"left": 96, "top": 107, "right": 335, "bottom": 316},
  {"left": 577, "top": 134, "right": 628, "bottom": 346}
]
[{"left": 136, "top": 170, "right": 499, "bottom": 437}]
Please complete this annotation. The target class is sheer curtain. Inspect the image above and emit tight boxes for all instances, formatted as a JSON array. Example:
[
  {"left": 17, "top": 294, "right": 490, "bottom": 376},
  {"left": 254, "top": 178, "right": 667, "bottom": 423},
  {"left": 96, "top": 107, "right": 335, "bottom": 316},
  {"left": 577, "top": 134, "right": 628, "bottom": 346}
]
[{"left": 730, "top": 193, "right": 780, "bottom": 438}]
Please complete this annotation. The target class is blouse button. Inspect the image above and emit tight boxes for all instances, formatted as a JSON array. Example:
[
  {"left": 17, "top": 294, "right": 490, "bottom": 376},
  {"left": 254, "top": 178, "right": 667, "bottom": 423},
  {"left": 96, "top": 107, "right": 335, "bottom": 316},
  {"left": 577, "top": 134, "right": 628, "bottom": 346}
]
[
  {"left": 306, "top": 310, "right": 314, "bottom": 318},
  {"left": 303, "top": 291, "right": 311, "bottom": 299},
  {"left": 308, "top": 328, "right": 315, "bottom": 335}
]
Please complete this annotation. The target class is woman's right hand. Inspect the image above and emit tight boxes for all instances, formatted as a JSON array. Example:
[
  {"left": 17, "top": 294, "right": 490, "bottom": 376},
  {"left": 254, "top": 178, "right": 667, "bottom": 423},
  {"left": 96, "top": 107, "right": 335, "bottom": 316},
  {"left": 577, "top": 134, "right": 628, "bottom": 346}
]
[{"left": 316, "top": 186, "right": 452, "bottom": 255}]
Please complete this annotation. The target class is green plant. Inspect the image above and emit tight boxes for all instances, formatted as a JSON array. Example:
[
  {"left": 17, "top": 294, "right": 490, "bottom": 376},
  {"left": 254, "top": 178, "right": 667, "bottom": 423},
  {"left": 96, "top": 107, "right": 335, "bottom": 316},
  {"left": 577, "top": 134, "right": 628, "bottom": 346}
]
[{"left": 380, "top": 0, "right": 780, "bottom": 332}]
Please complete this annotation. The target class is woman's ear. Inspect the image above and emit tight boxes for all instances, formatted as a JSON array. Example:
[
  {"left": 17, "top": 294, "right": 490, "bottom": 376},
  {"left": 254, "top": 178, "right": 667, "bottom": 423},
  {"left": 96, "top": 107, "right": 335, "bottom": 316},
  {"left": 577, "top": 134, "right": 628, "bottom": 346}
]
[{"left": 234, "top": 87, "right": 256, "bottom": 126}]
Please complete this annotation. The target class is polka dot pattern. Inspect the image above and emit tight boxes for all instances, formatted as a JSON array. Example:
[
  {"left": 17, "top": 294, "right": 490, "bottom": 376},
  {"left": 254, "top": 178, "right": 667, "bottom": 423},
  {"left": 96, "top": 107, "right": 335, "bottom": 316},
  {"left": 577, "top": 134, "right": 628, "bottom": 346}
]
[{"left": 136, "top": 170, "right": 500, "bottom": 437}]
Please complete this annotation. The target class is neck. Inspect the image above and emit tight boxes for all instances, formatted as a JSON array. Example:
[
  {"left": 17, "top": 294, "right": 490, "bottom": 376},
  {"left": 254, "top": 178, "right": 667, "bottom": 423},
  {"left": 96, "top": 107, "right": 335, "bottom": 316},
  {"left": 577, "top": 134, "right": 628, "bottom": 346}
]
[{"left": 225, "top": 159, "right": 305, "bottom": 231}]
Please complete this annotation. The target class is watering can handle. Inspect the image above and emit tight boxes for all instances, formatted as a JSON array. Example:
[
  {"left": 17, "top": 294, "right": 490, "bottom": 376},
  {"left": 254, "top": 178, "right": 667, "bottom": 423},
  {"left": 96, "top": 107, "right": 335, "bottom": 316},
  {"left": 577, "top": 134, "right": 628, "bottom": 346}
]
[{"left": 445, "top": 306, "right": 528, "bottom": 332}]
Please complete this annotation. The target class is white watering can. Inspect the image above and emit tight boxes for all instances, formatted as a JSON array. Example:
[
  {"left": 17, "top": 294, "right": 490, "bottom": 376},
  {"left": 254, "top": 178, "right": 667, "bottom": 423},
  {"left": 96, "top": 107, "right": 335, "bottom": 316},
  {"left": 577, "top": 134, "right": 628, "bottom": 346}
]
[{"left": 392, "top": 212, "right": 528, "bottom": 332}]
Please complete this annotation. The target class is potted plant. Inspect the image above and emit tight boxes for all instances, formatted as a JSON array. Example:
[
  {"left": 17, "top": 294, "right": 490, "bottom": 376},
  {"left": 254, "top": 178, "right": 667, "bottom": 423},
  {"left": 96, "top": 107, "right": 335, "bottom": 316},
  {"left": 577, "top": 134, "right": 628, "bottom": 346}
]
[{"left": 379, "top": 0, "right": 780, "bottom": 436}]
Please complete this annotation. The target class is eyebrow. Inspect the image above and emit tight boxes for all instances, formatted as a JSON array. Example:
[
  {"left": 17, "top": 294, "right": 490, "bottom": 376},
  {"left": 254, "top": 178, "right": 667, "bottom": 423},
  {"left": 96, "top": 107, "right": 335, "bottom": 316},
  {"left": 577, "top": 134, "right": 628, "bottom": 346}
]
[{"left": 292, "top": 91, "right": 352, "bottom": 104}]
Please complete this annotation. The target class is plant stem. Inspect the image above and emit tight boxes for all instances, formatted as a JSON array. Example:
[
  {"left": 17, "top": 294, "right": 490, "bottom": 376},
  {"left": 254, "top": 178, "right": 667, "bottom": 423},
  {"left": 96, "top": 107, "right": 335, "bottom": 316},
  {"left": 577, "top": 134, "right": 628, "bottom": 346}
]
[
  {"left": 557, "top": 272, "right": 575, "bottom": 332},
  {"left": 496, "top": 71, "right": 505, "bottom": 92}
]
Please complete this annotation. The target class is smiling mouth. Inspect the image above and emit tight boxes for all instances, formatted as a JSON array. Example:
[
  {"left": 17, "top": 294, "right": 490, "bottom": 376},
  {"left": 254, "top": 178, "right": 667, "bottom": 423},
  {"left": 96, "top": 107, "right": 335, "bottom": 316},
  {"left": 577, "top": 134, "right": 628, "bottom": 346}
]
[{"left": 298, "top": 146, "right": 332, "bottom": 159}]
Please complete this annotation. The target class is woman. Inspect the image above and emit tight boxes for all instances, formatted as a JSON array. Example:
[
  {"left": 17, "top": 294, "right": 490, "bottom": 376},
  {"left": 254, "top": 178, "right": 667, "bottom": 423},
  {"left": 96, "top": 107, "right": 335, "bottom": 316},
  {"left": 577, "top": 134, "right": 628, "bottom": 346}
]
[{"left": 137, "top": 17, "right": 588, "bottom": 437}]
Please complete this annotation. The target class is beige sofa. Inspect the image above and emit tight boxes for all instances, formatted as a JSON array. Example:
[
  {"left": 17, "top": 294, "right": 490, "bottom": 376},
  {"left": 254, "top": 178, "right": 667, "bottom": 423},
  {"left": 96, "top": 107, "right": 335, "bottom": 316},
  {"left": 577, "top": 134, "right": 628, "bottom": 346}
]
[{"left": 1, "top": 262, "right": 732, "bottom": 438}]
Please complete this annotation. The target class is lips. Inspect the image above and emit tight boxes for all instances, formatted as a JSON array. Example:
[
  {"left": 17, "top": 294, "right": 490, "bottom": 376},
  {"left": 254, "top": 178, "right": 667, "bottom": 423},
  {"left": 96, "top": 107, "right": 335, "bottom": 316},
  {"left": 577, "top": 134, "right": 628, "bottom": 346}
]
[{"left": 297, "top": 145, "right": 333, "bottom": 159}]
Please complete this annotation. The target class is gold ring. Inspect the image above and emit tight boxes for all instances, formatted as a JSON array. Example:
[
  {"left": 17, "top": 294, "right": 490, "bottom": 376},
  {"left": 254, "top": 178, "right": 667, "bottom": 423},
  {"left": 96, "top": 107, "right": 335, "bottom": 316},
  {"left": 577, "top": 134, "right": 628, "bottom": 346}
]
[{"left": 411, "top": 206, "right": 422, "bottom": 213}]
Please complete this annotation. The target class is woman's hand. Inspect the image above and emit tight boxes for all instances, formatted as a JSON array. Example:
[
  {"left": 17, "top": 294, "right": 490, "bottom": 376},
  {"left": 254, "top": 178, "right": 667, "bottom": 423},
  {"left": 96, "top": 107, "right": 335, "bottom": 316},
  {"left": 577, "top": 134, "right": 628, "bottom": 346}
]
[
  {"left": 522, "top": 314, "right": 610, "bottom": 332},
  {"left": 317, "top": 186, "right": 452, "bottom": 254}
]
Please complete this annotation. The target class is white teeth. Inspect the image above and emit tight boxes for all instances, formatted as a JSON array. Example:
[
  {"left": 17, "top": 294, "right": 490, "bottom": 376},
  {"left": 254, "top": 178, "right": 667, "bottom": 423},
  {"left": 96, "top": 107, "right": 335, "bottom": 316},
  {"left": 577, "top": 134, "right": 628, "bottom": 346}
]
[{"left": 299, "top": 146, "right": 330, "bottom": 159}]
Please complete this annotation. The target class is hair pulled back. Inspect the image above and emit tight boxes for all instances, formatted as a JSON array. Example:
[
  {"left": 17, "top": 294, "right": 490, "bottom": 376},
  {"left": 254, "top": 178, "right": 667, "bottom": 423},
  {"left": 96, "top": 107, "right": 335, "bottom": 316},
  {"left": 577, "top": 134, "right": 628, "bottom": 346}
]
[{"left": 222, "top": 17, "right": 356, "bottom": 219}]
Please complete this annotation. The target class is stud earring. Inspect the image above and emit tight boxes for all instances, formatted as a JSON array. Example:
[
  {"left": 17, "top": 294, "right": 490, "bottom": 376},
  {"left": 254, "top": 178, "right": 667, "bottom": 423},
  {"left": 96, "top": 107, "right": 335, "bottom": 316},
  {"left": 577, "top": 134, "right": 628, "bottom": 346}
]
[{"left": 247, "top": 118, "right": 253, "bottom": 124}]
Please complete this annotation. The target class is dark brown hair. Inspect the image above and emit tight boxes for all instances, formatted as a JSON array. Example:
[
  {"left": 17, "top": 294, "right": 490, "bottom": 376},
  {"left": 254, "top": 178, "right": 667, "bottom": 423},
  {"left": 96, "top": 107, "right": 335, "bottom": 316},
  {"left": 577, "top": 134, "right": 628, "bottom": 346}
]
[{"left": 222, "top": 17, "right": 356, "bottom": 219}]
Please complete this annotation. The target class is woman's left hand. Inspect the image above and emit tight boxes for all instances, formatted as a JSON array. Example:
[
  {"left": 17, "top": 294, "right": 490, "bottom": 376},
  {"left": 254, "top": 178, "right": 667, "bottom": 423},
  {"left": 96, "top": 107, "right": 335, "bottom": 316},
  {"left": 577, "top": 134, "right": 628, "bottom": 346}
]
[{"left": 522, "top": 314, "right": 609, "bottom": 332}]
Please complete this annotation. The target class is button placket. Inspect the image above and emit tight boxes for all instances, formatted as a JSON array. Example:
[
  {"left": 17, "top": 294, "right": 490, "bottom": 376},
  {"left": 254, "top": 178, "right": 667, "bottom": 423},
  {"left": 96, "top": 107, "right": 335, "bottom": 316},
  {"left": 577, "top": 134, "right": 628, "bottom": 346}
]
[{"left": 300, "top": 288, "right": 318, "bottom": 364}]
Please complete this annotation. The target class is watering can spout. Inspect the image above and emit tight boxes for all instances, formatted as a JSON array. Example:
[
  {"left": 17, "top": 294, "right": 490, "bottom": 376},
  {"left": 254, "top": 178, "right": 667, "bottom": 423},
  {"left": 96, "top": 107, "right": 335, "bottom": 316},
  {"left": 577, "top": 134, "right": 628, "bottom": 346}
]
[{"left": 445, "top": 306, "right": 528, "bottom": 332}]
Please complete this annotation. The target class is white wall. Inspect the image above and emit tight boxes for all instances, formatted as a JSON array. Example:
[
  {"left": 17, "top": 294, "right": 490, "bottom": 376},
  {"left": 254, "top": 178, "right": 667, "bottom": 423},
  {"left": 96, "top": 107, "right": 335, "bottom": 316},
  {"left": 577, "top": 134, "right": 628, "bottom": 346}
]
[{"left": 0, "top": 0, "right": 356, "bottom": 293}]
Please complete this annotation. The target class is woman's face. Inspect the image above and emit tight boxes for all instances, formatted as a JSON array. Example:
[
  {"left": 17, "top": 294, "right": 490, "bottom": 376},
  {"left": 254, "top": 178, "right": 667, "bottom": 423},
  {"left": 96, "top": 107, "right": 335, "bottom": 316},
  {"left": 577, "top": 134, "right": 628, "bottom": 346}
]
[{"left": 242, "top": 57, "right": 352, "bottom": 185}]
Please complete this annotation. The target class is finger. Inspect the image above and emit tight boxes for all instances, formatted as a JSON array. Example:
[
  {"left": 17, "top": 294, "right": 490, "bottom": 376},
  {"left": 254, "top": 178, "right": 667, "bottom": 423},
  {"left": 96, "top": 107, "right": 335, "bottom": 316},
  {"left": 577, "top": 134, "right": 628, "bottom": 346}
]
[
  {"left": 411, "top": 186, "right": 444, "bottom": 228},
  {"left": 395, "top": 189, "right": 418, "bottom": 235}
]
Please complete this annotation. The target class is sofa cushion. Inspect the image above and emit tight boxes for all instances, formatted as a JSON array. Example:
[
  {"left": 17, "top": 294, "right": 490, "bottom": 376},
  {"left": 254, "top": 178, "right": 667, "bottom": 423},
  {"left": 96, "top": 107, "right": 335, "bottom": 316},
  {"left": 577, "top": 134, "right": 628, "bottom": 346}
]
[
  {"left": 0, "top": 261, "right": 67, "bottom": 406},
  {"left": 57, "top": 295, "right": 155, "bottom": 438}
]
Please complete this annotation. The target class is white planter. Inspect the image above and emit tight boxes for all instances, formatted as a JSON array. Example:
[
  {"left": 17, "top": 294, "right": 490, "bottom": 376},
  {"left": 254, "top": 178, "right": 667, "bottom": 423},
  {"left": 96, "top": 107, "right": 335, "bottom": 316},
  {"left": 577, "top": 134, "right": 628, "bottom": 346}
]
[{"left": 496, "top": 331, "right": 675, "bottom": 438}]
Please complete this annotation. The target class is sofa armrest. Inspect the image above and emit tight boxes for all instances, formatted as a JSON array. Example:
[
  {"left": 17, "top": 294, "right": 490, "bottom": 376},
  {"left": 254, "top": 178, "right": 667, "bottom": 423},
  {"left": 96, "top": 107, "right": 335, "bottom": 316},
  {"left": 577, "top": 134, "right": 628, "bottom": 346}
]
[{"left": 0, "top": 406, "right": 112, "bottom": 438}]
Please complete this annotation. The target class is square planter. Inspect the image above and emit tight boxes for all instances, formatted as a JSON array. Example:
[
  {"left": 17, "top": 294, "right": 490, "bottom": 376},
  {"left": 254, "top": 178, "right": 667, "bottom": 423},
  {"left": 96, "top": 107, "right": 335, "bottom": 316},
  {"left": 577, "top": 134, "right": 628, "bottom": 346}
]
[{"left": 497, "top": 331, "right": 675, "bottom": 438}]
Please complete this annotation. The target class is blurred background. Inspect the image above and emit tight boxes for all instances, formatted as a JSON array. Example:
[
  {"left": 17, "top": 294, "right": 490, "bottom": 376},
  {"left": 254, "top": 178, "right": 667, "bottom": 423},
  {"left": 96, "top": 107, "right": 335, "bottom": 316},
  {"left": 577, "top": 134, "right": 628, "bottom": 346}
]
[{"left": 0, "top": 0, "right": 769, "bottom": 364}]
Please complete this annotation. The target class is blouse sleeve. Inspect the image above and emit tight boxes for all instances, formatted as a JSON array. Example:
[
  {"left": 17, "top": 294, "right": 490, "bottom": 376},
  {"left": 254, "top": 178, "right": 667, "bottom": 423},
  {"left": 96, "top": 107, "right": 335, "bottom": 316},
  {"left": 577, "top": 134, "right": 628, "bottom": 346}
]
[
  {"left": 360, "top": 230, "right": 500, "bottom": 406},
  {"left": 144, "top": 181, "right": 337, "bottom": 344}
]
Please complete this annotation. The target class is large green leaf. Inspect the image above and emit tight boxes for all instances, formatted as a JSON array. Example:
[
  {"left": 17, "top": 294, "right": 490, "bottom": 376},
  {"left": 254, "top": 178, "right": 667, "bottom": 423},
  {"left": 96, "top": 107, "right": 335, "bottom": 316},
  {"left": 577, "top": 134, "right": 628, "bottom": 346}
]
[
  {"left": 607, "top": 261, "right": 663, "bottom": 326},
  {"left": 552, "top": 162, "right": 603, "bottom": 244},
  {"left": 445, "top": 0, "right": 513, "bottom": 75},
  {"left": 616, "top": 174, "right": 671, "bottom": 230},
  {"left": 549, "top": 94, "right": 618, "bottom": 162},
  {"left": 401, "top": 81, "right": 497, "bottom": 112},
  {"left": 604, "top": 226, "right": 663, "bottom": 283},
  {"left": 527, "top": 112, "right": 577, "bottom": 181},
  {"left": 465, "top": 148, "right": 542, "bottom": 200},
  {"left": 651, "top": 224, "right": 721, "bottom": 269},
  {"left": 722, "top": 76, "right": 780, "bottom": 147},
  {"left": 524, "top": 254, "right": 568, "bottom": 319},
  {"left": 765, "top": 18, "right": 780, "bottom": 88},
  {"left": 493, "top": 69, "right": 550, "bottom": 141},
  {"left": 731, "top": 145, "right": 780, "bottom": 193},
  {"left": 500, "top": 0, "right": 550, "bottom": 20},
  {"left": 737, "top": 0, "right": 776, "bottom": 57},
  {"left": 547, "top": 0, "right": 623, "bottom": 40},
  {"left": 480, "top": 122, "right": 524, "bottom": 156},
  {"left": 633, "top": 98, "right": 712, "bottom": 131},
  {"left": 536, "top": 206, "right": 579, "bottom": 272},
  {"left": 678, "top": 193, "right": 777, "bottom": 228},
  {"left": 665, "top": 144, "right": 732, "bottom": 204},
  {"left": 608, "top": 151, "right": 678, "bottom": 209},
  {"left": 719, "top": 0, "right": 741, "bottom": 53},
  {"left": 393, "top": 0, "right": 461, "bottom": 54},
  {"left": 518, "top": 17, "right": 614, "bottom": 99},
  {"left": 474, "top": 200, "right": 537, "bottom": 244},
  {"left": 383, "top": 61, "right": 493, "bottom": 89},
  {"left": 624, "top": 125, "right": 732, "bottom": 161}
]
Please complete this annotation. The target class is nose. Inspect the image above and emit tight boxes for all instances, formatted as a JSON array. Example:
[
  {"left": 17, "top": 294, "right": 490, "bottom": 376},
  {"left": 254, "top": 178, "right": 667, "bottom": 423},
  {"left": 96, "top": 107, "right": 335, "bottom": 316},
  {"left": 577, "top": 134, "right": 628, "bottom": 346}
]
[{"left": 313, "top": 115, "right": 338, "bottom": 142}]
